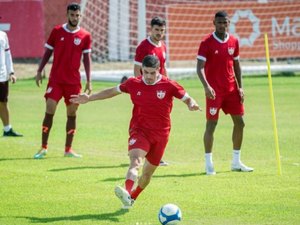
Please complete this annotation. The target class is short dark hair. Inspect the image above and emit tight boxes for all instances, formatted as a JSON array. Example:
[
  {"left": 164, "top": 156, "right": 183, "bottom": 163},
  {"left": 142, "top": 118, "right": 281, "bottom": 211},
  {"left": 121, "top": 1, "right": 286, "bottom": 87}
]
[
  {"left": 142, "top": 55, "right": 160, "bottom": 68},
  {"left": 151, "top": 16, "right": 166, "bottom": 27},
  {"left": 215, "top": 11, "right": 228, "bottom": 18},
  {"left": 67, "top": 2, "right": 81, "bottom": 11}
]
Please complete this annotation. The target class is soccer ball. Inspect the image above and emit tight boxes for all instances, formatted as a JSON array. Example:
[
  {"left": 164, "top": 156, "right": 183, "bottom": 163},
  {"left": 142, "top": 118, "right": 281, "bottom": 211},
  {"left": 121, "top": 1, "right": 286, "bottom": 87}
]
[{"left": 158, "top": 203, "right": 182, "bottom": 225}]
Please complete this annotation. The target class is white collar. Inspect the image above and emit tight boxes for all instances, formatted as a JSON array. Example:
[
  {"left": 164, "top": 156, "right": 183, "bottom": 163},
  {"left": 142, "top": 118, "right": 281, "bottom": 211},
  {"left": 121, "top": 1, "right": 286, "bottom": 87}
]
[
  {"left": 62, "top": 23, "right": 80, "bottom": 33},
  {"left": 212, "top": 32, "right": 229, "bottom": 43},
  {"left": 142, "top": 74, "right": 162, "bottom": 85},
  {"left": 147, "top": 36, "right": 161, "bottom": 47}
]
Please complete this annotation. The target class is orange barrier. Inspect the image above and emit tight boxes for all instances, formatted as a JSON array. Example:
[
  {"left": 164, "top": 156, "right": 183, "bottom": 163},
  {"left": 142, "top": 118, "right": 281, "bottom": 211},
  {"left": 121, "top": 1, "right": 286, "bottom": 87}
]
[{"left": 167, "top": 2, "right": 300, "bottom": 60}]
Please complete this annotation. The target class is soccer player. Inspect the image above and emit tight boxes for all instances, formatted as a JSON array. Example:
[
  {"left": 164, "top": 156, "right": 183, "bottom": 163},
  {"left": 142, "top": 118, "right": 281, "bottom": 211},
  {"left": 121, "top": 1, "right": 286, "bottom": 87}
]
[
  {"left": 134, "top": 16, "right": 168, "bottom": 166},
  {"left": 134, "top": 16, "right": 167, "bottom": 77},
  {"left": 70, "top": 55, "right": 200, "bottom": 208},
  {"left": 197, "top": 11, "right": 253, "bottom": 175},
  {"left": 33, "top": 3, "right": 92, "bottom": 159},
  {"left": 0, "top": 29, "right": 22, "bottom": 137}
]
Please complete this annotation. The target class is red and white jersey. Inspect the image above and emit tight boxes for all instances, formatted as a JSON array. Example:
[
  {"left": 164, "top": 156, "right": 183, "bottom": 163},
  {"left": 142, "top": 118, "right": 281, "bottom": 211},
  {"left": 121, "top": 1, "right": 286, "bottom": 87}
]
[
  {"left": 197, "top": 32, "right": 239, "bottom": 94},
  {"left": 46, "top": 23, "right": 92, "bottom": 85},
  {"left": 117, "top": 75, "right": 188, "bottom": 136},
  {"left": 134, "top": 37, "right": 167, "bottom": 76}
]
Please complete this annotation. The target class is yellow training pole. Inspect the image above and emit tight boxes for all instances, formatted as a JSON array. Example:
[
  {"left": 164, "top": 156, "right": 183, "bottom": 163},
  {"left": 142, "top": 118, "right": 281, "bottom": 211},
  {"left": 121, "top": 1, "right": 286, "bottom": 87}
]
[{"left": 264, "top": 33, "right": 282, "bottom": 175}]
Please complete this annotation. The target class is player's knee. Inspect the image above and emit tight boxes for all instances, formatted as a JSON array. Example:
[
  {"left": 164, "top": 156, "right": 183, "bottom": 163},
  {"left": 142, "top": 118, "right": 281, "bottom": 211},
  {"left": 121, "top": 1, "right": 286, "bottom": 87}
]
[{"left": 206, "top": 120, "right": 218, "bottom": 133}]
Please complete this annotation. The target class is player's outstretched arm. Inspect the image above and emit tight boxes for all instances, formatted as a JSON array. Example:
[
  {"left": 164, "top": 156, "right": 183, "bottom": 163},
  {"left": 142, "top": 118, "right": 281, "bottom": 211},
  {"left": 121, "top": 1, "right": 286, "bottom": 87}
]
[
  {"left": 183, "top": 97, "right": 201, "bottom": 111},
  {"left": 70, "top": 87, "right": 121, "bottom": 104}
]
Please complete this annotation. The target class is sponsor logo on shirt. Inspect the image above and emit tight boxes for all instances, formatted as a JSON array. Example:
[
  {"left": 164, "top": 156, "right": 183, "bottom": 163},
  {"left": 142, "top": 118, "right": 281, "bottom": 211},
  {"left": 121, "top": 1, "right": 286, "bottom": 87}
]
[
  {"left": 214, "top": 50, "right": 218, "bottom": 54},
  {"left": 157, "top": 90, "right": 166, "bottom": 99},
  {"left": 137, "top": 91, "right": 141, "bottom": 96},
  {"left": 60, "top": 37, "right": 64, "bottom": 41},
  {"left": 129, "top": 138, "right": 137, "bottom": 146},
  {"left": 74, "top": 38, "right": 81, "bottom": 45},
  {"left": 228, "top": 47, "right": 235, "bottom": 55},
  {"left": 209, "top": 107, "right": 218, "bottom": 115}
]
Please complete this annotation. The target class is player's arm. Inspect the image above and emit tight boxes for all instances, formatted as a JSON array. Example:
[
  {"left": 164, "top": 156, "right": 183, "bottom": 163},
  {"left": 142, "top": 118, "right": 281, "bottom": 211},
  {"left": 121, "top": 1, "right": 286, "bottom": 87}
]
[
  {"left": 4, "top": 44, "right": 16, "bottom": 84},
  {"left": 233, "top": 59, "right": 244, "bottom": 103},
  {"left": 163, "top": 68, "right": 168, "bottom": 77},
  {"left": 35, "top": 48, "right": 53, "bottom": 87},
  {"left": 70, "top": 87, "right": 121, "bottom": 104},
  {"left": 83, "top": 52, "right": 92, "bottom": 94},
  {"left": 134, "top": 64, "right": 142, "bottom": 77},
  {"left": 182, "top": 93, "right": 201, "bottom": 111},
  {"left": 196, "top": 59, "right": 215, "bottom": 100}
]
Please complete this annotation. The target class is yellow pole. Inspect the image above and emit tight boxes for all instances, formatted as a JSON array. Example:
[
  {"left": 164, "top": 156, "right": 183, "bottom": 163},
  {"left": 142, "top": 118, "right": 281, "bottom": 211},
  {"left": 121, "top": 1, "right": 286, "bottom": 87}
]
[{"left": 264, "top": 33, "right": 282, "bottom": 175}]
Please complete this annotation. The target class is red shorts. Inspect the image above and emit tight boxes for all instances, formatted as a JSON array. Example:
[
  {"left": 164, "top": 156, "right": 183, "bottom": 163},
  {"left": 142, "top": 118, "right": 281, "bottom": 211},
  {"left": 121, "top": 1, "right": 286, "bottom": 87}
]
[
  {"left": 206, "top": 90, "right": 244, "bottom": 120},
  {"left": 0, "top": 81, "right": 9, "bottom": 102},
  {"left": 44, "top": 82, "right": 81, "bottom": 105},
  {"left": 128, "top": 128, "right": 169, "bottom": 166}
]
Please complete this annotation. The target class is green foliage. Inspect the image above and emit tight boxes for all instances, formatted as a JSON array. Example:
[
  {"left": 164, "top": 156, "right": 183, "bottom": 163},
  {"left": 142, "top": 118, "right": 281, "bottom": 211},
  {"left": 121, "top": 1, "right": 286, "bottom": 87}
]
[{"left": 0, "top": 77, "right": 299, "bottom": 225}]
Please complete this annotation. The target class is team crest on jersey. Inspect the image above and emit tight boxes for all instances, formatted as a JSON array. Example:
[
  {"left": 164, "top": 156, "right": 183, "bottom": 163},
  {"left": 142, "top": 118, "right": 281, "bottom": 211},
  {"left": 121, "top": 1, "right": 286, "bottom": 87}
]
[
  {"left": 228, "top": 47, "right": 235, "bottom": 55},
  {"left": 157, "top": 90, "right": 166, "bottom": 99},
  {"left": 209, "top": 107, "right": 218, "bottom": 116},
  {"left": 129, "top": 138, "right": 137, "bottom": 146},
  {"left": 74, "top": 38, "right": 81, "bottom": 45},
  {"left": 46, "top": 87, "right": 53, "bottom": 94}
]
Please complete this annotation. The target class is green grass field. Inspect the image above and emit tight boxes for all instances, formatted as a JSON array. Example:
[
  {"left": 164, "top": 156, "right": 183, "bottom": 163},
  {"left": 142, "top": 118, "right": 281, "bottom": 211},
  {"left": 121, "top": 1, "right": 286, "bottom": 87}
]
[{"left": 0, "top": 76, "right": 299, "bottom": 225}]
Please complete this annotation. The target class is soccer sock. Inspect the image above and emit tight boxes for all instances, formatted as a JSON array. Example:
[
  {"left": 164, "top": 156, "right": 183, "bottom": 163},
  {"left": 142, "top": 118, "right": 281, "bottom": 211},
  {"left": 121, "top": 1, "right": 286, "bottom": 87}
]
[
  {"left": 65, "top": 116, "right": 76, "bottom": 152},
  {"left": 232, "top": 149, "right": 241, "bottom": 165},
  {"left": 125, "top": 179, "right": 135, "bottom": 194},
  {"left": 130, "top": 185, "right": 144, "bottom": 200},
  {"left": 3, "top": 125, "right": 12, "bottom": 132},
  {"left": 42, "top": 113, "right": 54, "bottom": 148},
  {"left": 205, "top": 153, "right": 213, "bottom": 167}
]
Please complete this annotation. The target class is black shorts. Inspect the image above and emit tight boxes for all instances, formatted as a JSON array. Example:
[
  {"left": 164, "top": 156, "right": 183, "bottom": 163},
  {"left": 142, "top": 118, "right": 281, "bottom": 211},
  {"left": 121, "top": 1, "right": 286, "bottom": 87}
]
[{"left": 0, "top": 81, "right": 9, "bottom": 102}]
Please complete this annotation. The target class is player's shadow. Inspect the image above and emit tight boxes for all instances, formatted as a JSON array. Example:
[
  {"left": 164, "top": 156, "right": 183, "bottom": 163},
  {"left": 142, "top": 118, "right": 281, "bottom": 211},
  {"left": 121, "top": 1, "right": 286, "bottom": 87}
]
[
  {"left": 0, "top": 157, "right": 36, "bottom": 162},
  {"left": 17, "top": 209, "right": 129, "bottom": 223},
  {"left": 48, "top": 163, "right": 129, "bottom": 172},
  {"left": 103, "top": 172, "right": 201, "bottom": 182}
]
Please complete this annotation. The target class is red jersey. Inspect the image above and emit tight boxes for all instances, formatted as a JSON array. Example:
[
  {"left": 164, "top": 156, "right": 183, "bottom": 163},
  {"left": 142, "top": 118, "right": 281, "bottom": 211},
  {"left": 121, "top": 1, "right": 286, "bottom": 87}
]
[
  {"left": 134, "top": 37, "right": 167, "bottom": 76},
  {"left": 46, "top": 24, "right": 92, "bottom": 85},
  {"left": 197, "top": 32, "right": 239, "bottom": 94},
  {"left": 118, "top": 75, "right": 188, "bottom": 136}
]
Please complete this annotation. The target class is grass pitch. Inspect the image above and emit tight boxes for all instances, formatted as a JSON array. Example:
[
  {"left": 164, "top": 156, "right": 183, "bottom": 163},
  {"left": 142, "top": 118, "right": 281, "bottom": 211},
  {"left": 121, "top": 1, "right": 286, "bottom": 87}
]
[{"left": 0, "top": 76, "right": 299, "bottom": 225}]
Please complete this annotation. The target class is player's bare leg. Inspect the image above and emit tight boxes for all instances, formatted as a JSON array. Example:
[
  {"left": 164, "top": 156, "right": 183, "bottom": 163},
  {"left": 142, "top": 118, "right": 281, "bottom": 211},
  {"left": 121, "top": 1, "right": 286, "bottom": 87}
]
[
  {"left": 34, "top": 98, "right": 57, "bottom": 159},
  {"left": 204, "top": 120, "right": 217, "bottom": 175},
  {"left": 231, "top": 115, "right": 253, "bottom": 172},
  {"left": 125, "top": 148, "right": 145, "bottom": 193},
  {"left": 0, "top": 102, "right": 22, "bottom": 137},
  {"left": 115, "top": 148, "right": 146, "bottom": 208},
  {"left": 64, "top": 103, "right": 81, "bottom": 158}
]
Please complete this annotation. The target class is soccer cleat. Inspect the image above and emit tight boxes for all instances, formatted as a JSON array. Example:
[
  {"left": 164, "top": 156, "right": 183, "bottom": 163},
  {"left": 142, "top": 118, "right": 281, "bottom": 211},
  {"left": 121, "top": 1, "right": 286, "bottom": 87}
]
[
  {"left": 159, "top": 160, "right": 169, "bottom": 166},
  {"left": 231, "top": 162, "right": 254, "bottom": 172},
  {"left": 114, "top": 186, "right": 134, "bottom": 209},
  {"left": 64, "top": 150, "right": 82, "bottom": 158},
  {"left": 205, "top": 164, "right": 216, "bottom": 175},
  {"left": 3, "top": 128, "right": 23, "bottom": 137},
  {"left": 34, "top": 148, "right": 48, "bottom": 159}
]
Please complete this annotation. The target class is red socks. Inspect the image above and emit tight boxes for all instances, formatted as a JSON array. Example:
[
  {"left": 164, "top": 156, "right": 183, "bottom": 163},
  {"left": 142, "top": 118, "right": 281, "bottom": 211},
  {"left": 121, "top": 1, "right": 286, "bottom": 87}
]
[{"left": 130, "top": 186, "right": 143, "bottom": 200}]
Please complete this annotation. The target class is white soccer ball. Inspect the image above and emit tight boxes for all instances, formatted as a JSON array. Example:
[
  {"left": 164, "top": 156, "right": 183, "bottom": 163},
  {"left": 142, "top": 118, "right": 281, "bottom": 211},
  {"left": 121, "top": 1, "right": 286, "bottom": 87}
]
[{"left": 158, "top": 203, "right": 182, "bottom": 225}]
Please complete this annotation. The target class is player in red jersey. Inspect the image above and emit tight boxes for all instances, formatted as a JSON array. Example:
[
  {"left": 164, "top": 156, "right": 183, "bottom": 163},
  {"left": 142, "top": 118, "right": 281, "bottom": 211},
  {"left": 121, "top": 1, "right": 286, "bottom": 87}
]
[
  {"left": 70, "top": 55, "right": 200, "bottom": 208},
  {"left": 34, "top": 3, "right": 92, "bottom": 159},
  {"left": 134, "top": 16, "right": 168, "bottom": 166},
  {"left": 197, "top": 11, "right": 253, "bottom": 175},
  {"left": 134, "top": 17, "right": 167, "bottom": 77}
]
